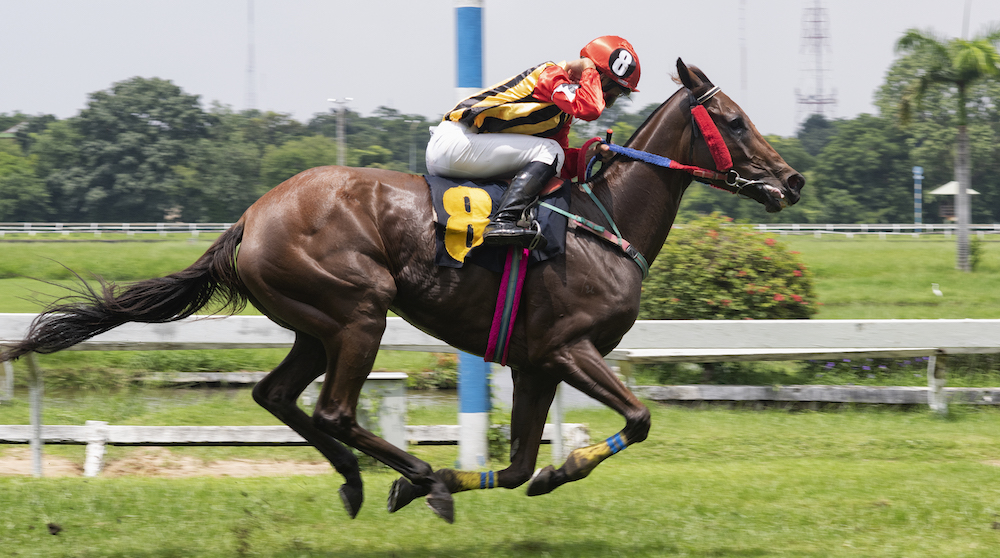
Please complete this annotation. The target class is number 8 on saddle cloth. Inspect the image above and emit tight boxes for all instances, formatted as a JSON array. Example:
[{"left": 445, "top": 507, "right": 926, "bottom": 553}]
[{"left": 425, "top": 176, "right": 571, "bottom": 272}]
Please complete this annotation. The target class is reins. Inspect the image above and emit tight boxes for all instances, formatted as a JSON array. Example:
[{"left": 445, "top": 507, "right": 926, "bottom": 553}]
[
  {"left": 545, "top": 84, "right": 767, "bottom": 280},
  {"left": 587, "top": 86, "right": 766, "bottom": 195}
]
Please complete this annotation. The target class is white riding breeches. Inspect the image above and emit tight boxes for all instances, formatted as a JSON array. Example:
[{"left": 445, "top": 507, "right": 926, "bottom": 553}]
[{"left": 425, "top": 121, "right": 565, "bottom": 179}]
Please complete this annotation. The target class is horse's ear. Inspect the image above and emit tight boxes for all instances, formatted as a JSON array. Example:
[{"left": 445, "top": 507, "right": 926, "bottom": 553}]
[{"left": 676, "top": 57, "right": 697, "bottom": 90}]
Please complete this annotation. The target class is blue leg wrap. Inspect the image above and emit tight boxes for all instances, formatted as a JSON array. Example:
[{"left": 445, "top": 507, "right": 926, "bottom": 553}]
[
  {"left": 479, "top": 471, "right": 496, "bottom": 489},
  {"left": 605, "top": 433, "right": 627, "bottom": 455}
]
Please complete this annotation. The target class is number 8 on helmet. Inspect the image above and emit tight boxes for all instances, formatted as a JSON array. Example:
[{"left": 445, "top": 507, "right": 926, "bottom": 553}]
[{"left": 580, "top": 35, "right": 642, "bottom": 92}]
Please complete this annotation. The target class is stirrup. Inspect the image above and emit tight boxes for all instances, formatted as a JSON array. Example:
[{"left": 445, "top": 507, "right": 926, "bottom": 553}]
[
  {"left": 482, "top": 220, "right": 546, "bottom": 251},
  {"left": 525, "top": 220, "right": 546, "bottom": 251}
]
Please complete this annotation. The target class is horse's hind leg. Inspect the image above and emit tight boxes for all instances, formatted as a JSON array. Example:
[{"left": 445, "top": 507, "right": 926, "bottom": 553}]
[
  {"left": 311, "top": 314, "right": 456, "bottom": 522},
  {"left": 251, "top": 333, "right": 365, "bottom": 517},
  {"left": 526, "top": 339, "right": 651, "bottom": 496}
]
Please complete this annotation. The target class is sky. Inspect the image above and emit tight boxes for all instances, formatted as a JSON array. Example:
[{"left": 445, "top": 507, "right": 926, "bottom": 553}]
[{"left": 2, "top": 0, "right": 1000, "bottom": 138}]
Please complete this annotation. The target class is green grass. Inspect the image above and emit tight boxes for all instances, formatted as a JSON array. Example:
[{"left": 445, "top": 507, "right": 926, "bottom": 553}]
[
  {"left": 4, "top": 234, "right": 1000, "bottom": 318},
  {"left": 0, "top": 237, "right": 222, "bottom": 282},
  {"left": 4, "top": 236, "right": 1000, "bottom": 555},
  {"left": 2, "top": 405, "right": 1000, "bottom": 557},
  {"left": 5, "top": 235, "right": 1000, "bottom": 386},
  {"left": 780, "top": 236, "right": 1000, "bottom": 319}
]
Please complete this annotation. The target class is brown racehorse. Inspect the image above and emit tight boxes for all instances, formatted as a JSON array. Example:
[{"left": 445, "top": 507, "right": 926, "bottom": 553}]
[{"left": 1, "top": 59, "right": 803, "bottom": 523}]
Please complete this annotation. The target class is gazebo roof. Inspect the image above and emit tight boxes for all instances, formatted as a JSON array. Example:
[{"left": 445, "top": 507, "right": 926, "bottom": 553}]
[{"left": 927, "top": 181, "right": 979, "bottom": 196}]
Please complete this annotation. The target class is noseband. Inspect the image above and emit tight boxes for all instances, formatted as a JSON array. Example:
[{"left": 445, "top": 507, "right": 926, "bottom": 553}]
[{"left": 584, "top": 85, "right": 768, "bottom": 195}]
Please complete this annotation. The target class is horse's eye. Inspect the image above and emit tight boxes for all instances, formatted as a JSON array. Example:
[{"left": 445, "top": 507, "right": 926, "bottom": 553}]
[{"left": 729, "top": 117, "right": 746, "bottom": 133}]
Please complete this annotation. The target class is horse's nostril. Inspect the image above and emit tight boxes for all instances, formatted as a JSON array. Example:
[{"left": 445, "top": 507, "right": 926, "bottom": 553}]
[{"left": 787, "top": 173, "right": 805, "bottom": 192}]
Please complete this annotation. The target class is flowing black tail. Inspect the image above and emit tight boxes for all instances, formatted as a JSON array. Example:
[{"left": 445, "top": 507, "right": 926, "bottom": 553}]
[{"left": 1, "top": 221, "right": 248, "bottom": 362}]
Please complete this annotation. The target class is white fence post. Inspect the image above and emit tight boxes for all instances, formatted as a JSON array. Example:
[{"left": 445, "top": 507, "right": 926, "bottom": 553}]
[
  {"left": 26, "top": 353, "right": 43, "bottom": 477},
  {"left": 363, "top": 372, "right": 408, "bottom": 451},
  {"left": 1, "top": 360, "right": 13, "bottom": 402},
  {"left": 83, "top": 420, "right": 109, "bottom": 477},
  {"left": 927, "top": 354, "right": 948, "bottom": 415},
  {"left": 550, "top": 384, "right": 565, "bottom": 463}
]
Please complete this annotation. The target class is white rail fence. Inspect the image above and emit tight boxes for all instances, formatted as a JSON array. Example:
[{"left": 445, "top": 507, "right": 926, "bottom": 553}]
[
  {"left": 5, "top": 222, "right": 1000, "bottom": 239},
  {"left": 752, "top": 223, "right": 1000, "bottom": 238},
  {"left": 0, "top": 314, "right": 591, "bottom": 477},
  {"left": 0, "top": 422, "right": 590, "bottom": 478},
  {"left": 4, "top": 315, "right": 1000, "bottom": 476},
  {"left": 0, "top": 222, "right": 231, "bottom": 238}
]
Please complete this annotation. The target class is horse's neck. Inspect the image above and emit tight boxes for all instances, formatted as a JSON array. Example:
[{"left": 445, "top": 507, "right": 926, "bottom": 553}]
[{"left": 597, "top": 94, "right": 693, "bottom": 264}]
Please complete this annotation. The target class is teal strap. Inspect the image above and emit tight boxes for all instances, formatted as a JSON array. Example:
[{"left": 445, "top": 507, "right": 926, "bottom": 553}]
[
  {"left": 539, "top": 200, "right": 649, "bottom": 279},
  {"left": 578, "top": 182, "right": 625, "bottom": 244},
  {"left": 539, "top": 202, "right": 605, "bottom": 233}
]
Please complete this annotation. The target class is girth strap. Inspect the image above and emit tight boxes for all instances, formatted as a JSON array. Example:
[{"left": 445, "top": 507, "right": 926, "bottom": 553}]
[{"left": 539, "top": 201, "right": 649, "bottom": 279}]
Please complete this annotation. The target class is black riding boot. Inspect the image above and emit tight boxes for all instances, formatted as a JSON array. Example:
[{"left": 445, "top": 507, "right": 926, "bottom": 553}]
[{"left": 482, "top": 160, "right": 557, "bottom": 248}]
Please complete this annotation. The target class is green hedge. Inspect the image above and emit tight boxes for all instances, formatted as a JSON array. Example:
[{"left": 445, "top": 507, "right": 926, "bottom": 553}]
[{"left": 640, "top": 213, "right": 818, "bottom": 320}]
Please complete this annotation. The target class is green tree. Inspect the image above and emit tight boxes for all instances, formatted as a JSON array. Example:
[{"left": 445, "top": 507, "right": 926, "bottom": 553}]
[
  {"left": 260, "top": 135, "right": 339, "bottom": 186},
  {"left": 221, "top": 107, "right": 310, "bottom": 155},
  {"left": 174, "top": 138, "right": 263, "bottom": 222},
  {"left": 28, "top": 119, "right": 86, "bottom": 221},
  {"left": 69, "top": 77, "right": 216, "bottom": 221},
  {"left": 797, "top": 114, "right": 836, "bottom": 156},
  {"left": 0, "top": 149, "right": 50, "bottom": 221},
  {"left": 878, "top": 37, "right": 1000, "bottom": 225},
  {"left": 167, "top": 105, "right": 274, "bottom": 222},
  {"left": 895, "top": 26, "right": 1000, "bottom": 271},
  {"left": 0, "top": 112, "right": 29, "bottom": 136},
  {"left": 812, "top": 114, "right": 914, "bottom": 223},
  {"left": 0, "top": 113, "right": 56, "bottom": 153},
  {"left": 309, "top": 107, "right": 431, "bottom": 173}
]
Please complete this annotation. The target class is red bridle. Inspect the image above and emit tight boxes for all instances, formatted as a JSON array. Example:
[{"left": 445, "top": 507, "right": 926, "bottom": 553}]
[
  {"left": 690, "top": 85, "right": 733, "bottom": 172},
  {"left": 580, "top": 84, "right": 766, "bottom": 196}
]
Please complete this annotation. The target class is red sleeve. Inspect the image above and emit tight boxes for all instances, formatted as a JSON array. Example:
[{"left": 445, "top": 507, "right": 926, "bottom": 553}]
[
  {"left": 542, "top": 124, "right": 584, "bottom": 180},
  {"left": 533, "top": 65, "right": 606, "bottom": 122},
  {"left": 561, "top": 146, "right": 583, "bottom": 180}
]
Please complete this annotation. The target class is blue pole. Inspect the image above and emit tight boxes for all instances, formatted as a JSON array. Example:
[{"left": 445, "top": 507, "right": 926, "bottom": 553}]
[
  {"left": 454, "top": 1, "right": 483, "bottom": 102},
  {"left": 913, "top": 166, "right": 924, "bottom": 233},
  {"left": 455, "top": 0, "right": 489, "bottom": 470}
]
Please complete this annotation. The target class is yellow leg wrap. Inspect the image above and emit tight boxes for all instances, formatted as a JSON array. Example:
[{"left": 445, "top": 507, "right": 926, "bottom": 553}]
[
  {"left": 562, "top": 433, "right": 628, "bottom": 481},
  {"left": 436, "top": 469, "right": 499, "bottom": 493}
]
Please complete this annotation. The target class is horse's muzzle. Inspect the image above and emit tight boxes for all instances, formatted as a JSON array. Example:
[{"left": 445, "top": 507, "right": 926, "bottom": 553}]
[{"left": 754, "top": 172, "right": 803, "bottom": 213}]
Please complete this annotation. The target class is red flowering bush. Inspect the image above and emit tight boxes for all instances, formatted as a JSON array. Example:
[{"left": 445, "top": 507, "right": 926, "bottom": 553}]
[{"left": 639, "top": 213, "right": 818, "bottom": 320}]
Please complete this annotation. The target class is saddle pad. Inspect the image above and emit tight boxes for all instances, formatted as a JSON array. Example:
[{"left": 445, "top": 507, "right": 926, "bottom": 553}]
[{"left": 424, "top": 175, "right": 572, "bottom": 272}]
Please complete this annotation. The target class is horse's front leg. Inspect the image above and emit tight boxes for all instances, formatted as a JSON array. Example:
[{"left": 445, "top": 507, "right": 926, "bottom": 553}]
[
  {"left": 526, "top": 339, "right": 651, "bottom": 496},
  {"left": 388, "top": 365, "right": 558, "bottom": 510}
]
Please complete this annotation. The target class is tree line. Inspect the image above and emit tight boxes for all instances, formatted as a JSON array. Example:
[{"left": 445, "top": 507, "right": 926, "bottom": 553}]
[
  {"left": 1, "top": 44, "right": 998, "bottom": 224},
  {"left": 0, "top": 79, "right": 435, "bottom": 223}
]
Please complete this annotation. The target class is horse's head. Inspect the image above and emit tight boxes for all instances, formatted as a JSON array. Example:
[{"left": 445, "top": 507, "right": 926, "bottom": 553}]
[{"left": 675, "top": 58, "right": 804, "bottom": 212}]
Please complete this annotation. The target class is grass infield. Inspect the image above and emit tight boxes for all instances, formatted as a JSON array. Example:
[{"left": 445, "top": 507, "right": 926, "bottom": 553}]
[
  {"left": 2, "top": 234, "right": 1000, "bottom": 556},
  {"left": 2, "top": 233, "right": 999, "bottom": 318},
  {"left": 1, "top": 404, "right": 999, "bottom": 557}
]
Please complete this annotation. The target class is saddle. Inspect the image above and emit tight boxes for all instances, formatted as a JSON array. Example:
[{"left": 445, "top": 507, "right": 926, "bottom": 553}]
[{"left": 424, "top": 175, "right": 572, "bottom": 273}]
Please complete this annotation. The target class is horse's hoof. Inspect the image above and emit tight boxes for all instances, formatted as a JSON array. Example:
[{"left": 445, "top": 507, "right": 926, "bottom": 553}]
[
  {"left": 339, "top": 483, "right": 364, "bottom": 519},
  {"left": 387, "top": 477, "right": 418, "bottom": 513},
  {"left": 526, "top": 465, "right": 557, "bottom": 497},
  {"left": 426, "top": 494, "right": 455, "bottom": 524}
]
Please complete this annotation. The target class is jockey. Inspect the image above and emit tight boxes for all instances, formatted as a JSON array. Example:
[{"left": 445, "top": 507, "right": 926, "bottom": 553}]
[{"left": 425, "top": 35, "right": 641, "bottom": 248}]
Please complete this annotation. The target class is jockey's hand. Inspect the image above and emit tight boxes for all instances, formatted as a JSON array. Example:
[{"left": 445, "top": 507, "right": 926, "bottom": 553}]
[
  {"left": 565, "top": 58, "right": 598, "bottom": 82},
  {"left": 586, "top": 141, "right": 613, "bottom": 164}
]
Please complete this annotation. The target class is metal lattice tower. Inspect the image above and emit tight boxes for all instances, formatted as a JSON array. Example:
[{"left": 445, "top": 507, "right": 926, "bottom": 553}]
[{"left": 795, "top": 0, "right": 836, "bottom": 125}]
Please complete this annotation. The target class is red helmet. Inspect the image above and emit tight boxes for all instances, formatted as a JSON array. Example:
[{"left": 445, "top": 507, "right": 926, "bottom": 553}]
[{"left": 580, "top": 35, "right": 641, "bottom": 92}]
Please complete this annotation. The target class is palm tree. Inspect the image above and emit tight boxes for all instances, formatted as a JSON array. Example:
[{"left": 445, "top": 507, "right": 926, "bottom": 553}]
[{"left": 895, "top": 26, "right": 1000, "bottom": 271}]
